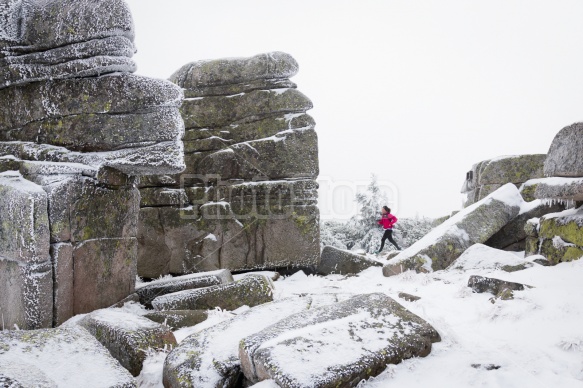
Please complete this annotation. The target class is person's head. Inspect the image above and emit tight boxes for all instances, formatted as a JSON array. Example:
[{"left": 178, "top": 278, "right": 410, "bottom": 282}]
[{"left": 382, "top": 206, "right": 391, "bottom": 214}]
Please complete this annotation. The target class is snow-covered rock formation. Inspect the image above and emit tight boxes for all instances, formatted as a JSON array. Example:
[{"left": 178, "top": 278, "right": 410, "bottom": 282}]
[
  {"left": 0, "top": 0, "right": 185, "bottom": 330},
  {"left": 137, "top": 52, "right": 320, "bottom": 278},
  {"left": 384, "top": 184, "right": 524, "bottom": 276},
  {"left": 521, "top": 122, "right": 583, "bottom": 263},
  {"left": 460, "top": 154, "right": 546, "bottom": 207}
]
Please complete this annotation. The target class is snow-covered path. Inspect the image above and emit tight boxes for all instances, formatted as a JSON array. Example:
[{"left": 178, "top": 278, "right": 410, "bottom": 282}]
[{"left": 138, "top": 249, "right": 583, "bottom": 387}]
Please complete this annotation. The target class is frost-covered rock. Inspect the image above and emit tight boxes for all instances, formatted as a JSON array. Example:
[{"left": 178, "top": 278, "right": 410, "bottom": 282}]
[
  {"left": 138, "top": 181, "right": 320, "bottom": 278},
  {"left": 317, "top": 245, "right": 382, "bottom": 275},
  {"left": 398, "top": 292, "right": 421, "bottom": 302},
  {"left": 73, "top": 238, "right": 138, "bottom": 315},
  {"left": 136, "top": 269, "right": 234, "bottom": 308},
  {"left": 137, "top": 52, "right": 319, "bottom": 279},
  {"left": 544, "top": 122, "right": 583, "bottom": 177},
  {"left": 0, "top": 73, "right": 185, "bottom": 175},
  {"left": 461, "top": 155, "right": 546, "bottom": 207},
  {"left": 468, "top": 275, "right": 530, "bottom": 300},
  {"left": 143, "top": 310, "right": 208, "bottom": 329},
  {"left": 384, "top": 184, "right": 523, "bottom": 277},
  {"left": 152, "top": 274, "right": 273, "bottom": 311},
  {"left": 170, "top": 52, "right": 299, "bottom": 91},
  {"left": 0, "top": 171, "right": 52, "bottom": 329},
  {"left": 0, "top": 327, "right": 136, "bottom": 387},
  {"left": 536, "top": 207, "right": 583, "bottom": 264},
  {"left": 0, "top": 0, "right": 135, "bottom": 89},
  {"left": 239, "top": 293, "right": 441, "bottom": 387},
  {"left": 163, "top": 297, "right": 311, "bottom": 388},
  {"left": 0, "top": 171, "right": 49, "bottom": 263},
  {"left": 524, "top": 218, "right": 541, "bottom": 257},
  {"left": 485, "top": 200, "right": 565, "bottom": 251},
  {"left": 51, "top": 242, "right": 74, "bottom": 326},
  {"left": 78, "top": 309, "right": 177, "bottom": 377},
  {"left": 534, "top": 177, "right": 583, "bottom": 202}
]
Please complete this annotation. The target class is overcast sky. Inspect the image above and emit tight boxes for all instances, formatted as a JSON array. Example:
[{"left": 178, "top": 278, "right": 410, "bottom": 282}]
[{"left": 126, "top": 0, "right": 583, "bottom": 219}]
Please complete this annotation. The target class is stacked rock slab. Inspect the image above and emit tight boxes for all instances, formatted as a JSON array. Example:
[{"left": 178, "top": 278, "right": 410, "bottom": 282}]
[
  {"left": 383, "top": 184, "right": 523, "bottom": 277},
  {"left": 0, "top": 0, "right": 185, "bottom": 329},
  {"left": 137, "top": 52, "right": 320, "bottom": 278},
  {"left": 528, "top": 122, "right": 583, "bottom": 263},
  {"left": 461, "top": 154, "right": 546, "bottom": 207}
]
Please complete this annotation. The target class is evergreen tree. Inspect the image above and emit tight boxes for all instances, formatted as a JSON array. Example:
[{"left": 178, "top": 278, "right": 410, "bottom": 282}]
[{"left": 320, "top": 174, "right": 434, "bottom": 253}]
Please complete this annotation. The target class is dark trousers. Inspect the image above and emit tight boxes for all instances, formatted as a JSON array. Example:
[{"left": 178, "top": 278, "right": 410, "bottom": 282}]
[{"left": 380, "top": 229, "right": 400, "bottom": 250}]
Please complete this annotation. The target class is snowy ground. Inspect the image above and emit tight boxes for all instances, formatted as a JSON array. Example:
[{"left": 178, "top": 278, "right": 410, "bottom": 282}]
[{"left": 137, "top": 248, "right": 583, "bottom": 388}]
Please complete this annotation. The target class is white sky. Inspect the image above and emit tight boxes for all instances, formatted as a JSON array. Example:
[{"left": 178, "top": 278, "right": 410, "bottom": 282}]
[{"left": 126, "top": 0, "right": 583, "bottom": 219}]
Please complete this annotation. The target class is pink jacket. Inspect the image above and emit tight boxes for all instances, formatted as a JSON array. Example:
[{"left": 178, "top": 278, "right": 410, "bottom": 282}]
[{"left": 378, "top": 213, "right": 398, "bottom": 229}]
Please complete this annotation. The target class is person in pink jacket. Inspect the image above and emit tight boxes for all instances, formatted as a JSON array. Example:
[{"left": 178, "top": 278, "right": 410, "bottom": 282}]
[{"left": 377, "top": 206, "right": 401, "bottom": 252}]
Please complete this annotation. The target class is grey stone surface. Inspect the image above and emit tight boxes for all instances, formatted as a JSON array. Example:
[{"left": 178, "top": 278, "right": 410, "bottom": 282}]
[
  {"left": 0, "top": 0, "right": 135, "bottom": 89},
  {"left": 138, "top": 180, "right": 320, "bottom": 278},
  {"left": 139, "top": 187, "right": 189, "bottom": 207},
  {"left": 152, "top": 274, "right": 273, "bottom": 311},
  {"left": 181, "top": 88, "right": 312, "bottom": 130},
  {"left": 137, "top": 53, "right": 318, "bottom": 278},
  {"left": 50, "top": 242, "right": 74, "bottom": 326},
  {"left": 239, "top": 293, "right": 441, "bottom": 387},
  {"left": 0, "top": 172, "right": 49, "bottom": 264},
  {"left": 468, "top": 275, "right": 529, "bottom": 300},
  {"left": 0, "top": 107, "right": 183, "bottom": 153},
  {"left": 0, "top": 259, "right": 53, "bottom": 330},
  {"left": 461, "top": 155, "right": 546, "bottom": 207},
  {"left": 398, "top": 292, "right": 421, "bottom": 302},
  {"left": 534, "top": 177, "right": 583, "bottom": 201},
  {"left": 0, "top": 74, "right": 181, "bottom": 129},
  {"left": 78, "top": 309, "right": 177, "bottom": 377},
  {"left": 384, "top": 184, "right": 523, "bottom": 276},
  {"left": 170, "top": 51, "right": 299, "bottom": 89},
  {"left": 163, "top": 297, "right": 311, "bottom": 388},
  {"left": 73, "top": 238, "right": 137, "bottom": 315},
  {"left": 544, "top": 122, "right": 583, "bottom": 177},
  {"left": 143, "top": 310, "right": 208, "bottom": 329},
  {"left": 485, "top": 201, "right": 565, "bottom": 251},
  {"left": 0, "top": 0, "right": 188, "bottom": 331},
  {"left": 318, "top": 245, "right": 382, "bottom": 275},
  {"left": 536, "top": 207, "right": 583, "bottom": 264},
  {"left": 0, "top": 327, "right": 136, "bottom": 387},
  {"left": 135, "top": 269, "right": 234, "bottom": 308},
  {"left": 0, "top": 171, "right": 53, "bottom": 329}
]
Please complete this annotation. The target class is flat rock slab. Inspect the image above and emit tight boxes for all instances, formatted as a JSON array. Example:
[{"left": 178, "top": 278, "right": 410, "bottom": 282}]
[
  {"left": 239, "top": 293, "right": 441, "bottom": 387},
  {"left": 170, "top": 51, "right": 299, "bottom": 89},
  {"left": 534, "top": 177, "right": 583, "bottom": 201},
  {"left": 398, "top": 292, "right": 421, "bottom": 302},
  {"left": 476, "top": 154, "right": 546, "bottom": 186},
  {"left": 0, "top": 327, "right": 135, "bottom": 387},
  {"left": 152, "top": 274, "right": 273, "bottom": 311},
  {"left": 1, "top": 0, "right": 135, "bottom": 88},
  {"left": 384, "top": 184, "right": 523, "bottom": 276},
  {"left": 143, "top": 310, "right": 208, "bottom": 329},
  {"left": 544, "top": 122, "right": 583, "bottom": 177},
  {"left": 318, "top": 245, "right": 382, "bottom": 275},
  {"left": 163, "top": 297, "right": 311, "bottom": 388},
  {"left": 180, "top": 88, "right": 312, "bottom": 130},
  {"left": 78, "top": 309, "right": 177, "bottom": 377},
  {"left": 468, "top": 275, "right": 530, "bottom": 300},
  {"left": 0, "top": 74, "right": 182, "bottom": 130},
  {"left": 136, "top": 269, "right": 233, "bottom": 308}
]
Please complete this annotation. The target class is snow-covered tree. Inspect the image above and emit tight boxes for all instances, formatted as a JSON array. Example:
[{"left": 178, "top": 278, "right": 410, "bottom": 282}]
[{"left": 320, "top": 175, "right": 434, "bottom": 253}]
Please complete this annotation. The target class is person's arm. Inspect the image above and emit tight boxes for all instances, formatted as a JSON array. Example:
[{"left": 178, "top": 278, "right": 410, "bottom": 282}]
[{"left": 388, "top": 215, "right": 398, "bottom": 227}]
